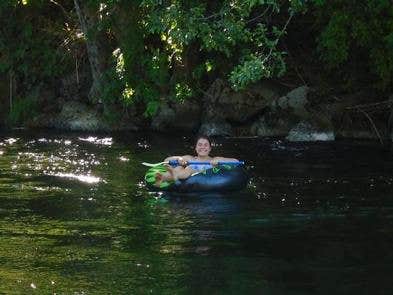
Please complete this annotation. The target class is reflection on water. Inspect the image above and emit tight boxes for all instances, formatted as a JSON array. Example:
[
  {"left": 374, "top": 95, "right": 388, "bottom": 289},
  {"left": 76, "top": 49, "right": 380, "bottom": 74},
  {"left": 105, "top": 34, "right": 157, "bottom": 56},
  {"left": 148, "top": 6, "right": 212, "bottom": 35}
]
[
  {"left": 45, "top": 172, "right": 102, "bottom": 184},
  {"left": 0, "top": 130, "right": 393, "bottom": 294}
]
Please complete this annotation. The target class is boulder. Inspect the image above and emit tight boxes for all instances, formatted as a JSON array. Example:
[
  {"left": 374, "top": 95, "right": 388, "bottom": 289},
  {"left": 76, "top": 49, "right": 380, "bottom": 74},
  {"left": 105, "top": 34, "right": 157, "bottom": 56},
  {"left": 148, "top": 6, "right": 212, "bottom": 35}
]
[
  {"left": 172, "top": 99, "right": 202, "bottom": 130},
  {"left": 218, "top": 81, "right": 283, "bottom": 122},
  {"left": 250, "top": 115, "right": 294, "bottom": 137},
  {"left": 199, "top": 78, "right": 284, "bottom": 136},
  {"left": 151, "top": 99, "right": 201, "bottom": 131},
  {"left": 202, "top": 79, "right": 283, "bottom": 123},
  {"left": 272, "top": 86, "right": 309, "bottom": 117},
  {"left": 41, "top": 101, "right": 110, "bottom": 131},
  {"left": 251, "top": 86, "right": 336, "bottom": 140},
  {"left": 199, "top": 120, "right": 232, "bottom": 137},
  {"left": 30, "top": 100, "right": 139, "bottom": 131},
  {"left": 54, "top": 101, "right": 109, "bottom": 131},
  {"left": 286, "top": 121, "right": 335, "bottom": 142},
  {"left": 151, "top": 103, "right": 176, "bottom": 131}
]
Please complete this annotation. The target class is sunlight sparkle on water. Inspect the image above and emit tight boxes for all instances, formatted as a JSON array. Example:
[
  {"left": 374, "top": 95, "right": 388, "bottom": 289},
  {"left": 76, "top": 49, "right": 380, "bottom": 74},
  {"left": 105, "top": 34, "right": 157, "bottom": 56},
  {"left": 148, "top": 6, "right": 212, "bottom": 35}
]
[
  {"left": 5, "top": 138, "right": 19, "bottom": 145},
  {"left": 119, "top": 156, "right": 129, "bottom": 162},
  {"left": 34, "top": 138, "right": 72, "bottom": 145},
  {"left": 137, "top": 141, "right": 150, "bottom": 149},
  {"left": 32, "top": 185, "right": 64, "bottom": 192},
  {"left": 78, "top": 136, "right": 113, "bottom": 146},
  {"left": 47, "top": 172, "right": 101, "bottom": 184}
]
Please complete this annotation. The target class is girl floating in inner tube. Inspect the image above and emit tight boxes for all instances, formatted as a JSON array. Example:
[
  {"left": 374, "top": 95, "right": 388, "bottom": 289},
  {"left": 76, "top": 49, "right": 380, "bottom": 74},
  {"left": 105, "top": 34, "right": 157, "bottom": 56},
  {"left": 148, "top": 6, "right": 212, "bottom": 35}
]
[{"left": 155, "top": 135, "right": 239, "bottom": 187}]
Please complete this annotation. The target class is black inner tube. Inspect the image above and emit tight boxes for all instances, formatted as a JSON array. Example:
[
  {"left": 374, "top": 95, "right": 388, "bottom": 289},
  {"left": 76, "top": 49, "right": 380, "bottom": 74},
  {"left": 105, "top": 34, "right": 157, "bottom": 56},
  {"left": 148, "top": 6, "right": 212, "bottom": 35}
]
[{"left": 146, "top": 166, "right": 249, "bottom": 193}]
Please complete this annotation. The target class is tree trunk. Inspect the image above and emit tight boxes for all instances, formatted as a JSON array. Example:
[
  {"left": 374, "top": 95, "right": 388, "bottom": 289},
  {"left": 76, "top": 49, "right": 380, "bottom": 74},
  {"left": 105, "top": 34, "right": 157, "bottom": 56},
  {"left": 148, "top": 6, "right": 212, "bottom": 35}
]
[{"left": 73, "top": 0, "right": 108, "bottom": 102}]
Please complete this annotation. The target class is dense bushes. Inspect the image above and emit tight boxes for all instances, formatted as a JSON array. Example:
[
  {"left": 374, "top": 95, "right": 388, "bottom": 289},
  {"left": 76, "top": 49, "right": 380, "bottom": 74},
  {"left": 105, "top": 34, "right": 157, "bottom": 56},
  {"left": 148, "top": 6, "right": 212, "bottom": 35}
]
[
  {"left": 0, "top": 0, "right": 74, "bottom": 123},
  {"left": 0, "top": 0, "right": 392, "bottom": 125},
  {"left": 313, "top": 0, "right": 393, "bottom": 90}
]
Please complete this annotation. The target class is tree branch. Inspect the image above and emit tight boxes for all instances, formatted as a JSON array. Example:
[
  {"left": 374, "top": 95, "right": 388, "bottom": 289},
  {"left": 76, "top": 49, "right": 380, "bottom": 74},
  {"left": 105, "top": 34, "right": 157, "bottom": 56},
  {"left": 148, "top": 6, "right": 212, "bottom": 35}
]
[
  {"left": 358, "top": 108, "right": 384, "bottom": 145},
  {"left": 49, "top": 0, "right": 72, "bottom": 20},
  {"left": 246, "top": 7, "right": 270, "bottom": 24},
  {"left": 261, "top": 13, "right": 293, "bottom": 63}
]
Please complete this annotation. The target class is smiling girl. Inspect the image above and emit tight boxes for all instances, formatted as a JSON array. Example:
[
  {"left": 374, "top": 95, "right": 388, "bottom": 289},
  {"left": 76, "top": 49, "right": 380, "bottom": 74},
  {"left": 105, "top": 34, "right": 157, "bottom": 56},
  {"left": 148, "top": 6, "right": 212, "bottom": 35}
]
[{"left": 155, "top": 135, "right": 238, "bottom": 186}]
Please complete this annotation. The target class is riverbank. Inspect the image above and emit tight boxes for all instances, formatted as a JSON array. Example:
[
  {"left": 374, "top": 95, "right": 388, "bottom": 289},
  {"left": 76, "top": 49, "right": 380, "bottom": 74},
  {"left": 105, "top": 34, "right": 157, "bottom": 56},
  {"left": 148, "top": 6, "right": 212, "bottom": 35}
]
[{"left": 4, "top": 80, "right": 391, "bottom": 143}]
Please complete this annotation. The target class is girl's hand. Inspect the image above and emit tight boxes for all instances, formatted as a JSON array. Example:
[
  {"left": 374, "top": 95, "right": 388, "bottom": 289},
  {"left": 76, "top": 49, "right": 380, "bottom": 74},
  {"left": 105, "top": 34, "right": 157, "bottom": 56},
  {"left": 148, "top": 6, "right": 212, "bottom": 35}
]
[
  {"left": 177, "top": 157, "right": 188, "bottom": 167},
  {"left": 210, "top": 159, "right": 219, "bottom": 167}
]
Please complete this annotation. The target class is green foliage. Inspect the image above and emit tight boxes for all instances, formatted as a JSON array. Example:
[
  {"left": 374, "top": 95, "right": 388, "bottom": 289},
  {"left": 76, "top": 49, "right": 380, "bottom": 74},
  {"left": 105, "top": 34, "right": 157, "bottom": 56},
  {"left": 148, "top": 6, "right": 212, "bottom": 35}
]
[
  {"left": 92, "top": 2, "right": 171, "bottom": 116},
  {"left": 0, "top": 1, "right": 72, "bottom": 81},
  {"left": 313, "top": 0, "right": 393, "bottom": 89},
  {"left": 0, "top": 0, "right": 73, "bottom": 125},
  {"left": 317, "top": 12, "right": 350, "bottom": 67},
  {"left": 141, "top": 0, "right": 297, "bottom": 92},
  {"left": 0, "top": 0, "right": 304, "bottom": 121},
  {"left": 229, "top": 55, "right": 268, "bottom": 90},
  {"left": 230, "top": 52, "right": 286, "bottom": 90},
  {"left": 5, "top": 0, "right": 392, "bottom": 125},
  {"left": 174, "top": 82, "right": 193, "bottom": 101},
  {"left": 8, "top": 93, "right": 38, "bottom": 125},
  {"left": 145, "top": 100, "right": 160, "bottom": 117},
  {"left": 101, "top": 67, "right": 125, "bottom": 105}
]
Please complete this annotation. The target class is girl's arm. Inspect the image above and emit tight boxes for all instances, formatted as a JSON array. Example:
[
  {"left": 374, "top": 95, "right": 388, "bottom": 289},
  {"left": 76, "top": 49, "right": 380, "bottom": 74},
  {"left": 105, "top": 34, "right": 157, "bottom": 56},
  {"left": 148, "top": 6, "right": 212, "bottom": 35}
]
[
  {"left": 211, "top": 156, "right": 239, "bottom": 165},
  {"left": 164, "top": 155, "right": 193, "bottom": 161},
  {"left": 164, "top": 155, "right": 193, "bottom": 166}
]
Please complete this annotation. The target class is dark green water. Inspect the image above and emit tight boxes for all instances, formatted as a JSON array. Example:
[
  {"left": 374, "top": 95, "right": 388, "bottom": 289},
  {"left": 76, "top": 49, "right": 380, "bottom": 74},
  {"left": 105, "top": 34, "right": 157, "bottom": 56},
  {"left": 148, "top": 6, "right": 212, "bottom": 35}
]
[{"left": 0, "top": 130, "right": 393, "bottom": 294}]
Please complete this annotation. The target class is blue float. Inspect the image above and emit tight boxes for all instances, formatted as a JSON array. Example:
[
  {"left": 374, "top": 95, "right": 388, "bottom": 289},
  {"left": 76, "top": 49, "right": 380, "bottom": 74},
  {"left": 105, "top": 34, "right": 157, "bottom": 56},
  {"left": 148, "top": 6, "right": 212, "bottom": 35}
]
[{"left": 145, "top": 165, "right": 248, "bottom": 193}]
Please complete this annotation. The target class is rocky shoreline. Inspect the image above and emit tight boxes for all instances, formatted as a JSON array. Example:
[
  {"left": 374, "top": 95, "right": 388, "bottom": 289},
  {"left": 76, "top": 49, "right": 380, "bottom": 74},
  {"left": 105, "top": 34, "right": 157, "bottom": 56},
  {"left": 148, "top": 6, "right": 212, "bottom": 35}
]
[{"left": 12, "top": 79, "right": 393, "bottom": 142}]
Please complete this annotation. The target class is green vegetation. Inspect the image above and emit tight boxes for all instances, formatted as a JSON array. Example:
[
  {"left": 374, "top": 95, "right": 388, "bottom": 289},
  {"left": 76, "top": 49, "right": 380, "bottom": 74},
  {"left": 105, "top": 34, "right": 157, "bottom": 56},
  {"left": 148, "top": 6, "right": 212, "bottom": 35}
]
[
  {"left": 313, "top": 0, "right": 393, "bottom": 89},
  {"left": 0, "top": 0, "right": 392, "bottom": 124}
]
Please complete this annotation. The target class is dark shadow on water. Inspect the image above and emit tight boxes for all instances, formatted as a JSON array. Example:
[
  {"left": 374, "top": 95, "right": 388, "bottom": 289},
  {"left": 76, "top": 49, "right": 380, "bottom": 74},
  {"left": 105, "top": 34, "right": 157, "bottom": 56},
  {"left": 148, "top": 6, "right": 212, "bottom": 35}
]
[{"left": 162, "top": 191, "right": 251, "bottom": 216}]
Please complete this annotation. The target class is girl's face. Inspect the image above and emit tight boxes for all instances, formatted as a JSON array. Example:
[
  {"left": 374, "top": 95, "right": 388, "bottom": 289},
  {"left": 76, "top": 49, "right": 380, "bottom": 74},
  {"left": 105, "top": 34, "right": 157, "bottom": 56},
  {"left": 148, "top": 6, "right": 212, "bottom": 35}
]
[{"left": 195, "top": 138, "right": 211, "bottom": 157}]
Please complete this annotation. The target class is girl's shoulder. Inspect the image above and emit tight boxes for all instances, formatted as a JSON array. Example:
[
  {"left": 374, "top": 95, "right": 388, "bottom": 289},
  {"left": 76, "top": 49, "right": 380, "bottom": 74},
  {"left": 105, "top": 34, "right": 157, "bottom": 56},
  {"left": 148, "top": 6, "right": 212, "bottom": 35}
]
[
  {"left": 212, "top": 156, "right": 224, "bottom": 160},
  {"left": 182, "top": 155, "right": 194, "bottom": 160}
]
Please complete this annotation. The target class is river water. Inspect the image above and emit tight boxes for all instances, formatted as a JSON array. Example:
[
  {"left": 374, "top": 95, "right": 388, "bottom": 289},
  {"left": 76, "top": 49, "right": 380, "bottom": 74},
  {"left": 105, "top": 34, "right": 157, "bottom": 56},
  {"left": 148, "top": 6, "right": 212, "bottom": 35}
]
[{"left": 0, "top": 130, "right": 392, "bottom": 294}]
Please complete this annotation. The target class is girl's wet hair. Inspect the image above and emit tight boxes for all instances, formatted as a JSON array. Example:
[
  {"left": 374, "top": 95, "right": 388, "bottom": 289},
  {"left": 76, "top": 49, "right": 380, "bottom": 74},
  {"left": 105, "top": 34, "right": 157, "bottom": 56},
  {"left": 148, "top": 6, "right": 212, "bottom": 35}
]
[{"left": 194, "top": 134, "right": 212, "bottom": 146}]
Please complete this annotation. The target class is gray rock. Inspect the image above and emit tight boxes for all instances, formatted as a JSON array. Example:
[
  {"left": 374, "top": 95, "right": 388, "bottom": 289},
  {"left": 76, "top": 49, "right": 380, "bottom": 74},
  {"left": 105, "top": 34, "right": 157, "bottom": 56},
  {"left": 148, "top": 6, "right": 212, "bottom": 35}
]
[
  {"left": 199, "top": 121, "right": 232, "bottom": 136},
  {"left": 272, "top": 86, "right": 309, "bottom": 117},
  {"left": 30, "top": 100, "right": 138, "bottom": 131},
  {"left": 151, "top": 103, "right": 176, "bottom": 131},
  {"left": 250, "top": 116, "right": 292, "bottom": 137},
  {"left": 172, "top": 99, "right": 201, "bottom": 130},
  {"left": 218, "top": 82, "right": 282, "bottom": 122},
  {"left": 53, "top": 101, "right": 109, "bottom": 131},
  {"left": 151, "top": 100, "right": 201, "bottom": 131},
  {"left": 199, "top": 79, "right": 284, "bottom": 136},
  {"left": 252, "top": 86, "right": 338, "bottom": 141},
  {"left": 286, "top": 121, "right": 335, "bottom": 142},
  {"left": 203, "top": 79, "right": 284, "bottom": 123}
]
